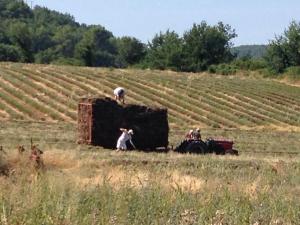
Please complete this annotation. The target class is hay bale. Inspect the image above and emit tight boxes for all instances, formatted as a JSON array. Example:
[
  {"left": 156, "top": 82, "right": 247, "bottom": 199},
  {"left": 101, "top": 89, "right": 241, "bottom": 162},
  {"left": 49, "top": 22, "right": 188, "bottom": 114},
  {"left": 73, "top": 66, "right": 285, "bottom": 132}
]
[{"left": 78, "top": 97, "right": 169, "bottom": 151}]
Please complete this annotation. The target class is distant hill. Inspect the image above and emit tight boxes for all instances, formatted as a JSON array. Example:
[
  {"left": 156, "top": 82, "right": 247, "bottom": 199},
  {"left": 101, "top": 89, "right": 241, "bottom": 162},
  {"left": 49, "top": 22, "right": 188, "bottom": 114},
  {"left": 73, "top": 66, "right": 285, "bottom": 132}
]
[{"left": 231, "top": 45, "right": 267, "bottom": 59}]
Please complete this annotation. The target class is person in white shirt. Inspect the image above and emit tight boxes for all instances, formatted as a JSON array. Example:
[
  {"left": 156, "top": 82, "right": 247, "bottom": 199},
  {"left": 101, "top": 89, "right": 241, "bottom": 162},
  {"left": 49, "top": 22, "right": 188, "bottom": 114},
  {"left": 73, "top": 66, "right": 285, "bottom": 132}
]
[
  {"left": 185, "top": 129, "right": 194, "bottom": 140},
  {"left": 113, "top": 87, "right": 125, "bottom": 104},
  {"left": 116, "top": 128, "right": 136, "bottom": 151}
]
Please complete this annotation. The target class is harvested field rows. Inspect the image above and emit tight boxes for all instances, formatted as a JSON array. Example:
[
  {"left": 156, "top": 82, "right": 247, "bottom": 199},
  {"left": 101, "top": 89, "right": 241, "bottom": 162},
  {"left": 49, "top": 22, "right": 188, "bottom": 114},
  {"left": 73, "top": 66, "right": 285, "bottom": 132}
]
[
  {"left": 1, "top": 120, "right": 300, "bottom": 225},
  {"left": 0, "top": 63, "right": 300, "bottom": 130},
  {"left": 1, "top": 121, "right": 300, "bottom": 155}
]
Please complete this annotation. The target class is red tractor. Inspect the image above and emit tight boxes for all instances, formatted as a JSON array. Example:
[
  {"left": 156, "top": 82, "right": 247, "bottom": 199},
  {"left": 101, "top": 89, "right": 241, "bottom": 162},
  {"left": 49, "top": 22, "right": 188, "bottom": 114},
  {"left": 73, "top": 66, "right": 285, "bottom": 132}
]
[{"left": 174, "top": 138, "right": 238, "bottom": 155}]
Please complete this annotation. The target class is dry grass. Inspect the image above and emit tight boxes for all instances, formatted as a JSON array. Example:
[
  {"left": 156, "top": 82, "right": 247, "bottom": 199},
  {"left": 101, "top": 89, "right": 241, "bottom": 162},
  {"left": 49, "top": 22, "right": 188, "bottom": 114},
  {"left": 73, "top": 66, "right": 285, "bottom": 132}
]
[
  {"left": 7, "top": 148, "right": 297, "bottom": 196},
  {"left": 278, "top": 77, "right": 300, "bottom": 87},
  {"left": 1, "top": 146, "right": 299, "bottom": 224}
]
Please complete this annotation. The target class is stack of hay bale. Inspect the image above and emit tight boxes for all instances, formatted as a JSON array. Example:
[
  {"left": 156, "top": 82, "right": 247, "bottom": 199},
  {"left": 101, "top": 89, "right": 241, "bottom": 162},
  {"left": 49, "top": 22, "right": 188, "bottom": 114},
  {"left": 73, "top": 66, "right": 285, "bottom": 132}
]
[{"left": 78, "top": 97, "right": 169, "bottom": 151}]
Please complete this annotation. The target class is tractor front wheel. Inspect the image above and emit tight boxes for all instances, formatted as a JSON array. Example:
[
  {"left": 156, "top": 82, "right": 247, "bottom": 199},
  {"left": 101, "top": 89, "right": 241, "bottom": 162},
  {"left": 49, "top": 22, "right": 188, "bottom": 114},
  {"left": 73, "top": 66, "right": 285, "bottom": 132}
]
[{"left": 225, "top": 149, "right": 239, "bottom": 155}]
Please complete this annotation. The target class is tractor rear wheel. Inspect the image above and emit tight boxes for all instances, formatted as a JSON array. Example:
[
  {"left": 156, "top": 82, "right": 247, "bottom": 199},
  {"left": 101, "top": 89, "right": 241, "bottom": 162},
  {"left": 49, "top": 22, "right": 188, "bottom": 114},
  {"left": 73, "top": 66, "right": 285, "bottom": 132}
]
[{"left": 186, "top": 141, "right": 207, "bottom": 154}]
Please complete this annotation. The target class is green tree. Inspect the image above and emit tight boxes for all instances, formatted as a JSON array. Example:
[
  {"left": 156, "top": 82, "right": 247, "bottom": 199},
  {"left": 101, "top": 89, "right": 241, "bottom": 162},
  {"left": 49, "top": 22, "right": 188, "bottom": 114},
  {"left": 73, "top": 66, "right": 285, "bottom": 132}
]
[
  {"left": 31, "top": 6, "right": 82, "bottom": 64},
  {"left": 0, "top": 0, "right": 32, "bottom": 19},
  {"left": 265, "top": 21, "right": 300, "bottom": 73},
  {"left": 265, "top": 37, "right": 289, "bottom": 73},
  {"left": 33, "top": 6, "right": 77, "bottom": 27},
  {"left": 0, "top": 26, "right": 9, "bottom": 44},
  {"left": 52, "top": 25, "right": 82, "bottom": 58},
  {"left": 7, "top": 21, "right": 33, "bottom": 62},
  {"left": 182, "top": 22, "right": 237, "bottom": 72},
  {"left": 31, "top": 25, "right": 54, "bottom": 53},
  {"left": 115, "top": 36, "right": 146, "bottom": 67},
  {"left": 0, "top": 43, "right": 23, "bottom": 61},
  {"left": 75, "top": 26, "right": 117, "bottom": 67},
  {"left": 284, "top": 21, "right": 300, "bottom": 66},
  {"left": 144, "top": 30, "right": 183, "bottom": 70}
]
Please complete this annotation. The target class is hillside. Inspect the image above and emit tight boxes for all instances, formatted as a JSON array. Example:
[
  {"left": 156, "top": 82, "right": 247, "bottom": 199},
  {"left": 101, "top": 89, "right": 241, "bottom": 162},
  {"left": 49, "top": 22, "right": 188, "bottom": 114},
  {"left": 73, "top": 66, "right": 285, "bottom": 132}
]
[
  {"left": 0, "top": 63, "right": 300, "bottom": 130},
  {"left": 231, "top": 45, "right": 267, "bottom": 59}
]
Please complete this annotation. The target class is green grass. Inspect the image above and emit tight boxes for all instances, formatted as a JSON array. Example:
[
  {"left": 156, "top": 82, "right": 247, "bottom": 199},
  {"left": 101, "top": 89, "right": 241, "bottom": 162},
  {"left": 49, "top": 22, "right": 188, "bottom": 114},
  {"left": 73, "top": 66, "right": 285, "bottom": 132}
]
[
  {"left": 0, "top": 121, "right": 300, "bottom": 225},
  {"left": 1, "top": 120, "right": 300, "bottom": 158},
  {"left": 1, "top": 176, "right": 299, "bottom": 225}
]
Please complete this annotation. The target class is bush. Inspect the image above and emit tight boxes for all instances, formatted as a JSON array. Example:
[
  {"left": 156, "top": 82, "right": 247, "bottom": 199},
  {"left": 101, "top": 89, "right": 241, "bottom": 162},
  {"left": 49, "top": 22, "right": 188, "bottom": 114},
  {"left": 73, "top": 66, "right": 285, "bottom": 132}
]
[
  {"left": 284, "top": 66, "right": 300, "bottom": 79},
  {"left": 0, "top": 148, "right": 8, "bottom": 176},
  {"left": 208, "top": 64, "right": 237, "bottom": 75},
  {"left": 51, "top": 57, "right": 84, "bottom": 66},
  {"left": 258, "top": 68, "right": 279, "bottom": 78},
  {"left": 208, "top": 65, "right": 216, "bottom": 73},
  {"left": 232, "top": 58, "right": 267, "bottom": 71},
  {"left": 0, "top": 44, "right": 24, "bottom": 62},
  {"left": 34, "top": 49, "right": 56, "bottom": 64}
]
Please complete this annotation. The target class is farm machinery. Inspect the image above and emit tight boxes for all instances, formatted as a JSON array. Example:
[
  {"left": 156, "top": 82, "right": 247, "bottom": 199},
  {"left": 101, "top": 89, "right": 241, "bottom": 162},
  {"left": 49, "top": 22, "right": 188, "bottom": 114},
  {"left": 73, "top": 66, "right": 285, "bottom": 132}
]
[{"left": 174, "top": 138, "right": 239, "bottom": 155}]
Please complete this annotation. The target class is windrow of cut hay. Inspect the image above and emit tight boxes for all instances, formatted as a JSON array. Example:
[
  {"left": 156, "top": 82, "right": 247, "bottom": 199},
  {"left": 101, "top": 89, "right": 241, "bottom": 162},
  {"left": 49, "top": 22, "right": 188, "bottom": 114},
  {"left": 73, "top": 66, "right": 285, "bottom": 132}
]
[{"left": 0, "top": 63, "right": 300, "bottom": 130}]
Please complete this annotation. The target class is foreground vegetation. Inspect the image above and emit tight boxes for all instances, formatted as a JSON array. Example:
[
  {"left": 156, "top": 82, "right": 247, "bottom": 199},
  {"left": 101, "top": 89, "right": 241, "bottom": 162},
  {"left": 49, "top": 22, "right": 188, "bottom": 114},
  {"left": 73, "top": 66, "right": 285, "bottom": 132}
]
[
  {"left": 1, "top": 156, "right": 299, "bottom": 225},
  {"left": 0, "top": 121, "right": 300, "bottom": 225}
]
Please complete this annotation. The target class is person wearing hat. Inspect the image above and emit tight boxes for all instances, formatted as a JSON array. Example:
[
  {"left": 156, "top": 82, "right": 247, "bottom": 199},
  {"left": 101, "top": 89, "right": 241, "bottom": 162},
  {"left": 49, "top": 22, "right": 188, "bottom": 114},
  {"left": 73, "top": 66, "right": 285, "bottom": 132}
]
[
  {"left": 116, "top": 128, "right": 136, "bottom": 151},
  {"left": 193, "top": 128, "right": 201, "bottom": 140},
  {"left": 113, "top": 87, "right": 125, "bottom": 104},
  {"left": 185, "top": 129, "right": 194, "bottom": 140}
]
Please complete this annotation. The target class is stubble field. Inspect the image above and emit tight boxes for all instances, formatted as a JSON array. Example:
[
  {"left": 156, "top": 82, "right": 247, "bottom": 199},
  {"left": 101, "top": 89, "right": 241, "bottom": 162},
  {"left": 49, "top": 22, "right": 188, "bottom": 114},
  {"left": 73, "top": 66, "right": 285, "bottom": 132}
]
[{"left": 0, "top": 63, "right": 300, "bottom": 224}]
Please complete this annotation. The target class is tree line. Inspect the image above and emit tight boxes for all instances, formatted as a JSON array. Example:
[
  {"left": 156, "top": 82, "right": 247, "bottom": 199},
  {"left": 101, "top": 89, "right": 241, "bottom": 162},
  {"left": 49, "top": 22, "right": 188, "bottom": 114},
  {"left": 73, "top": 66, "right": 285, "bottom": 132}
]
[
  {"left": 0, "top": 0, "right": 300, "bottom": 75},
  {"left": 0, "top": 0, "right": 146, "bottom": 67}
]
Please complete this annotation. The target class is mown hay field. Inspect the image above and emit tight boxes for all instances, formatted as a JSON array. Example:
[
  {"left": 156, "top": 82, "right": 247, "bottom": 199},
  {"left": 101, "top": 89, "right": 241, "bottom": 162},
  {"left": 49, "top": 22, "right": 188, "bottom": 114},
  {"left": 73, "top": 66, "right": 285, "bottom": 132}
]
[
  {"left": 0, "top": 63, "right": 300, "bottom": 224},
  {"left": 0, "top": 62, "right": 300, "bottom": 129}
]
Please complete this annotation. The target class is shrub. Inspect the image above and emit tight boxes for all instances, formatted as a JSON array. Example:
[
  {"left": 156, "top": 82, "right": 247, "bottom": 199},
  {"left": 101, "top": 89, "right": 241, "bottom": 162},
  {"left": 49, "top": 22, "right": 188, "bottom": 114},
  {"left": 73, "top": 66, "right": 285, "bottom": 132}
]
[
  {"left": 0, "top": 149, "right": 8, "bottom": 176},
  {"left": 232, "top": 58, "right": 267, "bottom": 71},
  {"left": 208, "top": 65, "right": 217, "bottom": 73},
  {"left": 257, "top": 67, "right": 282, "bottom": 78},
  {"left": 51, "top": 57, "right": 84, "bottom": 66},
  {"left": 0, "top": 44, "right": 24, "bottom": 62},
  {"left": 208, "top": 63, "right": 237, "bottom": 75},
  {"left": 284, "top": 66, "right": 300, "bottom": 79}
]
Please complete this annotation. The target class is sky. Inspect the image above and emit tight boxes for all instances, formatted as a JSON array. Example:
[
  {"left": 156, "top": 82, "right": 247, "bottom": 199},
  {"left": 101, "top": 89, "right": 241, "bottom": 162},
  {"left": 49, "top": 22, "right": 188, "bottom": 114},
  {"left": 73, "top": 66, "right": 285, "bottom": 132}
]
[{"left": 30, "top": 0, "right": 300, "bottom": 46}]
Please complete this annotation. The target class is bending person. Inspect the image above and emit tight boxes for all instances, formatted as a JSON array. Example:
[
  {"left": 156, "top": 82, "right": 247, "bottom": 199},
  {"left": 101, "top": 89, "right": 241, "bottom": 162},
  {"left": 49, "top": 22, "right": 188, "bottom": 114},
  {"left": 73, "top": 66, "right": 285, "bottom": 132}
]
[
  {"left": 113, "top": 87, "right": 125, "bottom": 104},
  {"left": 116, "top": 128, "right": 135, "bottom": 151}
]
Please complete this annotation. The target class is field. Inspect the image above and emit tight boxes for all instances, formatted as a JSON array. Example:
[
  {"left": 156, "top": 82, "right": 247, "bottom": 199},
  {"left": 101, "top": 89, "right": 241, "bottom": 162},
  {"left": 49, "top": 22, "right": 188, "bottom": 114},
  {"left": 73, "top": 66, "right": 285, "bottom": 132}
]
[
  {"left": 0, "top": 62, "right": 300, "bottom": 129},
  {"left": 0, "top": 63, "right": 300, "bottom": 224}
]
